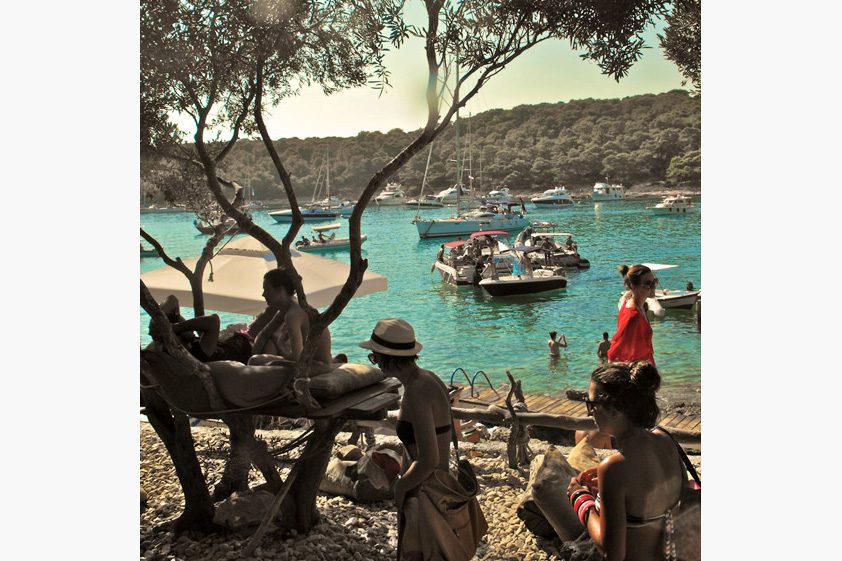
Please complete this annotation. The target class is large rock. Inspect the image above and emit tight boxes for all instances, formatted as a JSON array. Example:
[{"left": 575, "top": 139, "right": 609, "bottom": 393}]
[
  {"left": 517, "top": 446, "right": 583, "bottom": 541},
  {"left": 213, "top": 489, "right": 276, "bottom": 529}
]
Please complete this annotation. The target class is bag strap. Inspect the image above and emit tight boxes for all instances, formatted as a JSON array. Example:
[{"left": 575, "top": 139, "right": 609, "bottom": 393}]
[{"left": 656, "top": 425, "right": 700, "bottom": 486}]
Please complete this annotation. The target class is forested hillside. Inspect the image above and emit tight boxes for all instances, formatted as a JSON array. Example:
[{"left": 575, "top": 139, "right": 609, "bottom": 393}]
[{"left": 145, "top": 90, "right": 700, "bottom": 203}]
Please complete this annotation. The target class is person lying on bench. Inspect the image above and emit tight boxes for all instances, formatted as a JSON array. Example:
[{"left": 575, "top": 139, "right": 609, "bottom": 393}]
[
  {"left": 155, "top": 295, "right": 252, "bottom": 363},
  {"left": 248, "top": 268, "right": 334, "bottom": 373}
]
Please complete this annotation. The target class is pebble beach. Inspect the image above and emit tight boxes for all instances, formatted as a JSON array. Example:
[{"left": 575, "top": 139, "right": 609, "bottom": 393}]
[{"left": 140, "top": 422, "right": 702, "bottom": 561}]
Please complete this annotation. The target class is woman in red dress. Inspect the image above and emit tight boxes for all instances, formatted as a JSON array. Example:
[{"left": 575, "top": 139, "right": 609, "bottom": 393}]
[{"left": 607, "top": 264, "right": 659, "bottom": 365}]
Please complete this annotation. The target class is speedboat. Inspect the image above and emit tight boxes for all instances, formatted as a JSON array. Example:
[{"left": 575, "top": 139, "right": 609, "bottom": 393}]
[
  {"left": 478, "top": 250, "right": 568, "bottom": 296},
  {"left": 640, "top": 263, "right": 701, "bottom": 310},
  {"left": 268, "top": 206, "right": 340, "bottom": 223},
  {"left": 294, "top": 222, "right": 368, "bottom": 253},
  {"left": 407, "top": 195, "right": 445, "bottom": 209},
  {"left": 531, "top": 186, "right": 574, "bottom": 206},
  {"left": 374, "top": 183, "right": 407, "bottom": 206},
  {"left": 432, "top": 231, "right": 512, "bottom": 286},
  {"left": 414, "top": 201, "right": 528, "bottom": 239},
  {"left": 487, "top": 187, "right": 510, "bottom": 199},
  {"left": 515, "top": 222, "right": 590, "bottom": 269},
  {"left": 591, "top": 182, "right": 625, "bottom": 201},
  {"left": 647, "top": 194, "right": 696, "bottom": 214}
]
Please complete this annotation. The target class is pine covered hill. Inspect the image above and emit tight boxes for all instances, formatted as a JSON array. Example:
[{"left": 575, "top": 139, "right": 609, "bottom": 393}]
[{"left": 211, "top": 89, "right": 700, "bottom": 202}]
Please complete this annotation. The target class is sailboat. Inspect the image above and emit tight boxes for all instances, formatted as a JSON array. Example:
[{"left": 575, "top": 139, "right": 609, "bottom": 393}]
[
  {"left": 413, "top": 100, "right": 526, "bottom": 239},
  {"left": 407, "top": 144, "right": 445, "bottom": 209},
  {"left": 269, "top": 149, "right": 340, "bottom": 223}
]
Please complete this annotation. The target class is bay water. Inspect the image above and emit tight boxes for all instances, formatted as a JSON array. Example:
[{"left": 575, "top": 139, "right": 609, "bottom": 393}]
[{"left": 140, "top": 198, "right": 700, "bottom": 397}]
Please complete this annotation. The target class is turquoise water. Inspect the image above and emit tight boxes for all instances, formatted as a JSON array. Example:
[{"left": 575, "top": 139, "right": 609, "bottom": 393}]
[{"left": 140, "top": 199, "right": 700, "bottom": 396}]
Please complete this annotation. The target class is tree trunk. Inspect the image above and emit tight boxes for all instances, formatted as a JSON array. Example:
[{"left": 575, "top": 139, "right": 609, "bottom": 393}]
[
  {"left": 212, "top": 415, "right": 283, "bottom": 502},
  {"left": 141, "top": 387, "right": 216, "bottom": 533},
  {"left": 280, "top": 418, "right": 343, "bottom": 532}
]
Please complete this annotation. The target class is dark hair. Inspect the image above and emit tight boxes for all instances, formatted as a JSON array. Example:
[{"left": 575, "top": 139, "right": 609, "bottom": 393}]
[
  {"left": 549, "top": 331, "right": 557, "bottom": 338},
  {"left": 602, "top": 332, "right": 609, "bottom": 339},
  {"left": 618, "top": 264, "right": 652, "bottom": 290},
  {"left": 264, "top": 267, "right": 296, "bottom": 295},
  {"left": 372, "top": 352, "right": 418, "bottom": 371},
  {"left": 591, "top": 361, "right": 661, "bottom": 428}
]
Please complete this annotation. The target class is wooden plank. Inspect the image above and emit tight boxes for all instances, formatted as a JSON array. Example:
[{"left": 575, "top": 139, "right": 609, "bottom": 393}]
[
  {"left": 309, "top": 378, "right": 401, "bottom": 419},
  {"left": 674, "top": 415, "right": 701, "bottom": 432},
  {"left": 548, "top": 399, "right": 584, "bottom": 416},
  {"left": 685, "top": 417, "right": 702, "bottom": 432},
  {"left": 659, "top": 413, "right": 679, "bottom": 427},
  {"left": 524, "top": 395, "right": 555, "bottom": 411}
]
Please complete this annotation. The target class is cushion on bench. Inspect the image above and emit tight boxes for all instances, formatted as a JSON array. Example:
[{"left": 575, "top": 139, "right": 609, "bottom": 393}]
[{"left": 309, "top": 363, "right": 387, "bottom": 400}]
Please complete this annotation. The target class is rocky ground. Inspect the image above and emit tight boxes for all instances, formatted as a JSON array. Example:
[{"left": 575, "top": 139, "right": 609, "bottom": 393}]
[{"left": 141, "top": 423, "right": 701, "bottom": 561}]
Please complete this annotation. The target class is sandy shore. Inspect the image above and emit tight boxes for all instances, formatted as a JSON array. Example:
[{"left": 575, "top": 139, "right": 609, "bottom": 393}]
[{"left": 141, "top": 422, "right": 701, "bottom": 561}]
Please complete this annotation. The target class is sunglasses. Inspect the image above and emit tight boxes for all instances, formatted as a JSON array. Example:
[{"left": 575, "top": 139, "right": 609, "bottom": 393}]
[
  {"left": 639, "top": 278, "right": 659, "bottom": 289},
  {"left": 583, "top": 396, "right": 607, "bottom": 416},
  {"left": 367, "top": 352, "right": 380, "bottom": 365}
]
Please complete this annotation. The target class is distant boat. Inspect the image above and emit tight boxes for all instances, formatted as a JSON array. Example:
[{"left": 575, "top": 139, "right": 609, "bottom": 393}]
[
  {"left": 591, "top": 182, "right": 625, "bottom": 201},
  {"left": 647, "top": 194, "right": 696, "bottom": 214},
  {"left": 269, "top": 207, "right": 340, "bottom": 223},
  {"left": 415, "top": 201, "right": 528, "bottom": 239},
  {"left": 375, "top": 182, "right": 407, "bottom": 206},
  {"left": 271, "top": 147, "right": 345, "bottom": 223},
  {"left": 294, "top": 222, "right": 368, "bottom": 253},
  {"left": 639, "top": 263, "right": 701, "bottom": 310},
  {"left": 435, "top": 184, "right": 471, "bottom": 205},
  {"left": 407, "top": 194, "right": 445, "bottom": 209},
  {"left": 140, "top": 244, "right": 158, "bottom": 258},
  {"left": 531, "top": 187, "right": 574, "bottom": 206},
  {"left": 487, "top": 187, "right": 510, "bottom": 199}
]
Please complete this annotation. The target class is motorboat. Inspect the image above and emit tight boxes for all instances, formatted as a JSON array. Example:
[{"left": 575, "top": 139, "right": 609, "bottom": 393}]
[
  {"left": 515, "top": 222, "right": 590, "bottom": 269},
  {"left": 640, "top": 263, "right": 701, "bottom": 310},
  {"left": 375, "top": 183, "right": 407, "bottom": 206},
  {"left": 316, "top": 195, "right": 355, "bottom": 216},
  {"left": 478, "top": 249, "right": 568, "bottom": 296},
  {"left": 432, "top": 231, "right": 512, "bottom": 286},
  {"left": 487, "top": 187, "right": 510, "bottom": 199},
  {"left": 436, "top": 184, "right": 471, "bottom": 205},
  {"left": 591, "top": 182, "right": 625, "bottom": 201},
  {"left": 414, "top": 201, "right": 528, "bottom": 239},
  {"left": 531, "top": 186, "right": 574, "bottom": 206},
  {"left": 407, "top": 195, "right": 445, "bottom": 209},
  {"left": 269, "top": 206, "right": 340, "bottom": 223},
  {"left": 647, "top": 194, "right": 696, "bottom": 214},
  {"left": 294, "top": 222, "right": 368, "bottom": 253}
]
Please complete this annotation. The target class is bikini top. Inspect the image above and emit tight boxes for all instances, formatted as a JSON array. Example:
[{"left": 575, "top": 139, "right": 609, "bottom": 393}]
[{"left": 395, "top": 419, "right": 451, "bottom": 447}]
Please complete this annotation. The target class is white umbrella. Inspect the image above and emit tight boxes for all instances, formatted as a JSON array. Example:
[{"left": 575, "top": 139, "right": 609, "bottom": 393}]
[{"left": 141, "top": 236, "right": 387, "bottom": 315}]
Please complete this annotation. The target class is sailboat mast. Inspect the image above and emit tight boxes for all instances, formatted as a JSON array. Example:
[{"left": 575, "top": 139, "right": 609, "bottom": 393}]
[
  {"left": 326, "top": 146, "right": 331, "bottom": 209},
  {"left": 454, "top": 51, "right": 461, "bottom": 217}
]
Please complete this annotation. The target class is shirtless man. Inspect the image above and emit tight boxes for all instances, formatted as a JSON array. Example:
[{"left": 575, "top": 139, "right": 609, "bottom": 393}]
[
  {"left": 548, "top": 331, "right": 567, "bottom": 357},
  {"left": 249, "top": 268, "right": 333, "bottom": 372}
]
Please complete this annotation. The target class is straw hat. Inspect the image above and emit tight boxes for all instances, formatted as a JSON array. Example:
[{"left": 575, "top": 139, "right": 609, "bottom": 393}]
[{"left": 359, "top": 318, "right": 423, "bottom": 357}]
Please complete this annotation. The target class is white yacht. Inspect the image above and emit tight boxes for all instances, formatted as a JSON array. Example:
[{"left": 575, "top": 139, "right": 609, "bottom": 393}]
[
  {"left": 487, "top": 187, "right": 510, "bottom": 199},
  {"left": 591, "top": 182, "right": 625, "bottom": 201},
  {"left": 374, "top": 183, "right": 407, "bottom": 206},
  {"left": 647, "top": 194, "right": 696, "bottom": 214},
  {"left": 531, "top": 186, "right": 574, "bottom": 206},
  {"left": 435, "top": 184, "right": 470, "bottom": 205}
]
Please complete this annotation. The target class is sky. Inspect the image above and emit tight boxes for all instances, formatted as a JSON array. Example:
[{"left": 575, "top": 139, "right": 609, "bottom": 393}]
[{"left": 192, "top": 11, "right": 687, "bottom": 140}]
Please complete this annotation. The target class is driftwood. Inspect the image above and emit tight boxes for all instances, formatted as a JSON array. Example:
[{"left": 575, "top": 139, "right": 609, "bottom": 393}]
[{"left": 504, "top": 372, "right": 532, "bottom": 468}]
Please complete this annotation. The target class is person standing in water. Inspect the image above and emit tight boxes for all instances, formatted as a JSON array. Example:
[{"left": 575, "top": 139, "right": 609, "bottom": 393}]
[
  {"left": 597, "top": 332, "right": 611, "bottom": 365},
  {"left": 548, "top": 331, "right": 568, "bottom": 357}
]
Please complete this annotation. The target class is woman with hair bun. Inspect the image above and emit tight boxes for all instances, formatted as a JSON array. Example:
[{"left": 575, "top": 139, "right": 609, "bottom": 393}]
[
  {"left": 608, "top": 264, "right": 658, "bottom": 365},
  {"left": 566, "top": 361, "right": 685, "bottom": 561}
]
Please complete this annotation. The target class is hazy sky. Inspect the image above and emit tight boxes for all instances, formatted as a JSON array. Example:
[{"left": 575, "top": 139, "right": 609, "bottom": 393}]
[{"left": 249, "top": 13, "right": 686, "bottom": 140}]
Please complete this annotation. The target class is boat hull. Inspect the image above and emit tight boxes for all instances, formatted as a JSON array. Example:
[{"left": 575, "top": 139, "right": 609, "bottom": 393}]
[
  {"left": 655, "top": 290, "right": 700, "bottom": 309},
  {"left": 270, "top": 210, "right": 340, "bottom": 223},
  {"left": 649, "top": 206, "right": 696, "bottom": 215},
  {"left": 592, "top": 194, "right": 625, "bottom": 201},
  {"left": 432, "top": 260, "right": 475, "bottom": 285},
  {"left": 295, "top": 234, "right": 368, "bottom": 253},
  {"left": 415, "top": 216, "right": 528, "bottom": 239},
  {"left": 479, "top": 274, "right": 567, "bottom": 296},
  {"left": 531, "top": 199, "right": 574, "bottom": 206}
]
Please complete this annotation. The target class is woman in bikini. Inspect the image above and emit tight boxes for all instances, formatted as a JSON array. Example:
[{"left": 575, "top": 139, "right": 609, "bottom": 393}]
[
  {"left": 567, "top": 361, "right": 685, "bottom": 561},
  {"left": 359, "top": 318, "right": 457, "bottom": 561}
]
